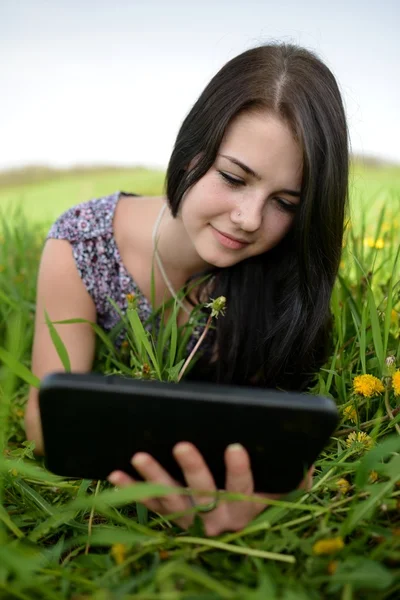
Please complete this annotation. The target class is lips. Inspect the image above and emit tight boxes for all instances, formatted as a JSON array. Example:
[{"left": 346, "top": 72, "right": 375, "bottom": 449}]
[
  {"left": 211, "top": 226, "right": 251, "bottom": 250},
  {"left": 213, "top": 227, "right": 250, "bottom": 244}
]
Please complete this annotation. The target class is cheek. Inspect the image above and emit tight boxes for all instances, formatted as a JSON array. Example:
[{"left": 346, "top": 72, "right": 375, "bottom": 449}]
[
  {"left": 181, "top": 176, "right": 231, "bottom": 222},
  {"left": 261, "top": 212, "right": 293, "bottom": 249}
]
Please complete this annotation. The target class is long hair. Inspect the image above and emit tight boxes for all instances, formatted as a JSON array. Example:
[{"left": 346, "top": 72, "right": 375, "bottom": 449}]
[{"left": 166, "top": 43, "right": 349, "bottom": 389}]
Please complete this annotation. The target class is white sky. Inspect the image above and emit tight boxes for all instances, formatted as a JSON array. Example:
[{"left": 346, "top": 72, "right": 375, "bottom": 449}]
[{"left": 1, "top": 0, "right": 399, "bottom": 170}]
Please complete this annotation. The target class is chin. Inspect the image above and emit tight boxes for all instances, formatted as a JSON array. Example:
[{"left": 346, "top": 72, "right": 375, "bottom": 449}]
[{"left": 197, "top": 248, "right": 242, "bottom": 269}]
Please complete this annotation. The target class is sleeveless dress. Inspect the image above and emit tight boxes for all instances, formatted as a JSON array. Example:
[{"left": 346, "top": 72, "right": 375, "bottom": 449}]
[{"left": 46, "top": 191, "right": 211, "bottom": 357}]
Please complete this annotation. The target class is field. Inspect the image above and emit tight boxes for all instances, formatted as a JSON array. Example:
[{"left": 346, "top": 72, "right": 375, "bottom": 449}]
[{"left": 0, "top": 162, "right": 399, "bottom": 599}]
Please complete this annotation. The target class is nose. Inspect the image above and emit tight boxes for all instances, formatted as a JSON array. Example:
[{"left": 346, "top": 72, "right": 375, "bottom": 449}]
[{"left": 231, "top": 198, "right": 264, "bottom": 233}]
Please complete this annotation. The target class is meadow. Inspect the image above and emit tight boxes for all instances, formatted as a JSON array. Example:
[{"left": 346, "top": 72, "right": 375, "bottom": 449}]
[{"left": 0, "top": 162, "right": 399, "bottom": 599}]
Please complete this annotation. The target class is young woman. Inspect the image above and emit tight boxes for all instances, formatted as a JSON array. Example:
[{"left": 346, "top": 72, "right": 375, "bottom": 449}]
[{"left": 25, "top": 42, "right": 349, "bottom": 536}]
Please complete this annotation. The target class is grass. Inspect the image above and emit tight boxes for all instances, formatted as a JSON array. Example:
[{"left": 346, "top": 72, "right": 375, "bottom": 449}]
[{"left": 0, "top": 163, "right": 399, "bottom": 599}]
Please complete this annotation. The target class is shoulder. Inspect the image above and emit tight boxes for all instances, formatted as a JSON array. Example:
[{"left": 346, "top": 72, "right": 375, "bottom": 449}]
[{"left": 46, "top": 191, "right": 125, "bottom": 243}]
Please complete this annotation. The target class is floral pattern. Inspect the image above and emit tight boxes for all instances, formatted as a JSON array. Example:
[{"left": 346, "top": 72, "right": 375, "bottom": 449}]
[{"left": 47, "top": 191, "right": 210, "bottom": 355}]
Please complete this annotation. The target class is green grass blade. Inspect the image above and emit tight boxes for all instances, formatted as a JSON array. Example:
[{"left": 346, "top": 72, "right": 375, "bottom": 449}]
[
  {"left": 44, "top": 310, "right": 71, "bottom": 372},
  {"left": 0, "top": 347, "right": 40, "bottom": 388}
]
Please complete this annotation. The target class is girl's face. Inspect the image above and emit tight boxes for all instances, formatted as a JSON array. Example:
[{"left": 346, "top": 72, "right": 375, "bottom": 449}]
[{"left": 180, "top": 110, "right": 303, "bottom": 268}]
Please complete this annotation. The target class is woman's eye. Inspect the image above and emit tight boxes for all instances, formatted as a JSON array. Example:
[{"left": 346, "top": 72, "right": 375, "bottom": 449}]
[
  {"left": 218, "top": 171, "right": 245, "bottom": 187},
  {"left": 275, "top": 198, "right": 297, "bottom": 213}
]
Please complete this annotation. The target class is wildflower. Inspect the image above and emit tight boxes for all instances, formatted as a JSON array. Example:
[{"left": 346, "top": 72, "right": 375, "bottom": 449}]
[
  {"left": 339, "top": 260, "right": 345, "bottom": 269},
  {"left": 353, "top": 374, "right": 384, "bottom": 398},
  {"left": 313, "top": 536, "right": 344, "bottom": 556},
  {"left": 364, "top": 237, "right": 384, "bottom": 249},
  {"left": 391, "top": 309, "right": 398, "bottom": 324},
  {"left": 345, "top": 431, "right": 374, "bottom": 451},
  {"left": 15, "top": 409, "right": 24, "bottom": 418},
  {"left": 392, "top": 371, "right": 400, "bottom": 396},
  {"left": 369, "top": 470, "right": 379, "bottom": 483},
  {"left": 126, "top": 293, "right": 136, "bottom": 309},
  {"left": 111, "top": 543, "right": 126, "bottom": 565},
  {"left": 142, "top": 363, "right": 151, "bottom": 377},
  {"left": 336, "top": 478, "right": 350, "bottom": 494},
  {"left": 205, "top": 296, "right": 227, "bottom": 318},
  {"left": 343, "top": 405, "right": 357, "bottom": 423},
  {"left": 327, "top": 560, "right": 339, "bottom": 575}
]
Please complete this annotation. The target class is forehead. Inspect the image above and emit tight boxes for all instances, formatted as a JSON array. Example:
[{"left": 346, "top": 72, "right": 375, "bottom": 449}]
[{"left": 219, "top": 110, "right": 303, "bottom": 185}]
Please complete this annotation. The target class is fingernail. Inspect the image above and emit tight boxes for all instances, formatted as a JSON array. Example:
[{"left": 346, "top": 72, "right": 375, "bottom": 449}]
[
  {"left": 108, "top": 472, "right": 121, "bottom": 485},
  {"left": 174, "top": 442, "right": 192, "bottom": 456},
  {"left": 132, "top": 453, "right": 148, "bottom": 467},
  {"left": 227, "top": 443, "right": 245, "bottom": 452}
]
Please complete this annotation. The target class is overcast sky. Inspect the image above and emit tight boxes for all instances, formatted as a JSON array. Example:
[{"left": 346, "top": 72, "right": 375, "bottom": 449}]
[{"left": 1, "top": 0, "right": 399, "bottom": 170}]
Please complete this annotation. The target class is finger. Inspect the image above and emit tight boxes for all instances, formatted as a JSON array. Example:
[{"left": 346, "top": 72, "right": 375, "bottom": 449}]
[
  {"left": 224, "top": 444, "right": 266, "bottom": 517},
  {"left": 107, "top": 470, "right": 163, "bottom": 513},
  {"left": 224, "top": 444, "right": 253, "bottom": 494},
  {"left": 172, "top": 442, "right": 217, "bottom": 507},
  {"left": 298, "top": 464, "right": 315, "bottom": 491},
  {"left": 131, "top": 453, "right": 191, "bottom": 517}
]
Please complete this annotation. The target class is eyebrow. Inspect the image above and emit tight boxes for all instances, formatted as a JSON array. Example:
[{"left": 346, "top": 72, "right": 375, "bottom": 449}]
[{"left": 219, "top": 154, "right": 301, "bottom": 198}]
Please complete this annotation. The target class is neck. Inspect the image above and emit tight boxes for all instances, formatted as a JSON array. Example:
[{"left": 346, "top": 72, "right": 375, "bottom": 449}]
[{"left": 154, "top": 199, "right": 212, "bottom": 286}]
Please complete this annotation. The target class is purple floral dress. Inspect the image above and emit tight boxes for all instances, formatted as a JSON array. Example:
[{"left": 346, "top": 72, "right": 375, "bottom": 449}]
[{"left": 46, "top": 191, "right": 210, "bottom": 356}]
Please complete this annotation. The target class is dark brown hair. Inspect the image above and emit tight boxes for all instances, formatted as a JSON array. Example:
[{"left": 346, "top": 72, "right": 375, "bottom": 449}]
[{"left": 166, "top": 43, "right": 349, "bottom": 389}]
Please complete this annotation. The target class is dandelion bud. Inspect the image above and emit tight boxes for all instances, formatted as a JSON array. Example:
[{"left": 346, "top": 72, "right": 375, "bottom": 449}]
[{"left": 205, "top": 296, "right": 227, "bottom": 318}]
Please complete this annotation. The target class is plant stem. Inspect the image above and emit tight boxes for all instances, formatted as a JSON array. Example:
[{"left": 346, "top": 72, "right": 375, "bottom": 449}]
[
  {"left": 336, "top": 406, "right": 400, "bottom": 437},
  {"left": 384, "top": 386, "right": 400, "bottom": 435},
  {"left": 177, "top": 314, "right": 212, "bottom": 382},
  {"left": 84, "top": 479, "right": 101, "bottom": 555}
]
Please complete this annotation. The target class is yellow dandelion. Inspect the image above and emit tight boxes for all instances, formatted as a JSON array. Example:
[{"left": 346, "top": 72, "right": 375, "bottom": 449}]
[
  {"left": 345, "top": 430, "right": 374, "bottom": 451},
  {"left": 313, "top": 536, "right": 344, "bottom": 556},
  {"left": 392, "top": 371, "right": 400, "bottom": 396},
  {"left": 111, "top": 543, "right": 126, "bottom": 565},
  {"left": 375, "top": 238, "right": 385, "bottom": 249},
  {"left": 353, "top": 374, "right": 384, "bottom": 398},
  {"left": 343, "top": 405, "right": 357, "bottom": 423},
  {"left": 336, "top": 477, "right": 351, "bottom": 494},
  {"left": 369, "top": 470, "right": 379, "bottom": 483},
  {"left": 336, "top": 478, "right": 351, "bottom": 494},
  {"left": 364, "top": 237, "right": 375, "bottom": 248}
]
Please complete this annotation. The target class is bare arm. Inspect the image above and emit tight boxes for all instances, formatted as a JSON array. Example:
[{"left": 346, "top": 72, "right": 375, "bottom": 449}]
[{"left": 25, "top": 239, "right": 97, "bottom": 455}]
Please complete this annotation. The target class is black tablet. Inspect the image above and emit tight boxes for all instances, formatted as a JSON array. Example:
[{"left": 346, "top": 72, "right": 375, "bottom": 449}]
[{"left": 38, "top": 372, "right": 338, "bottom": 494}]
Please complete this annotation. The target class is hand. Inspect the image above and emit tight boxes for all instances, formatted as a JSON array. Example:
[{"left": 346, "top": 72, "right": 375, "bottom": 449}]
[{"left": 108, "top": 443, "right": 314, "bottom": 537}]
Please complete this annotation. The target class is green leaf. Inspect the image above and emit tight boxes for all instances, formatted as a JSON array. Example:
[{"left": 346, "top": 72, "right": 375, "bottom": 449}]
[
  {"left": 74, "top": 527, "right": 157, "bottom": 547},
  {"left": 354, "top": 434, "right": 400, "bottom": 488},
  {"left": 166, "top": 359, "right": 185, "bottom": 382},
  {"left": 127, "top": 309, "right": 161, "bottom": 379},
  {"left": 367, "top": 286, "right": 384, "bottom": 373},
  {"left": 44, "top": 310, "right": 71, "bottom": 372},
  {"left": 328, "top": 558, "right": 393, "bottom": 591},
  {"left": 52, "top": 318, "right": 118, "bottom": 357},
  {"left": 0, "top": 347, "right": 40, "bottom": 388}
]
